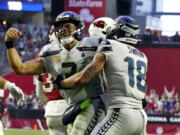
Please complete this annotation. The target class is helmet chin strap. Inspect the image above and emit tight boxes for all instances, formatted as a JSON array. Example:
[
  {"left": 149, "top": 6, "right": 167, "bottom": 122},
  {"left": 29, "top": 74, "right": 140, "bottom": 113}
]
[
  {"left": 58, "top": 30, "right": 78, "bottom": 47},
  {"left": 60, "top": 36, "right": 74, "bottom": 46}
]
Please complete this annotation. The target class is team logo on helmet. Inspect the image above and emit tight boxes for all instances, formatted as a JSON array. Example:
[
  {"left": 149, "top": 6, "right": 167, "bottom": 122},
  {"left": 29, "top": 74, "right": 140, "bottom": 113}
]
[{"left": 93, "top": 20, "right": 107, "bottom": 28}]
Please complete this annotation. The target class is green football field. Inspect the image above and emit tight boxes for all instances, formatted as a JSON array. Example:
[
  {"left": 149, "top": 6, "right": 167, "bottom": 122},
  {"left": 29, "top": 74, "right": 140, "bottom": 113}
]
[{"left": 4, "top": 129, "right": 49, "bottom": 135}]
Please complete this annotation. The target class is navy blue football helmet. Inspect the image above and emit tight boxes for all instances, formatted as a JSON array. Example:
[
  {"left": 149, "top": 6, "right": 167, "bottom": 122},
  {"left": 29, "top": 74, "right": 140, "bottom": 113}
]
[
  {"left": 106, "top": 16, "right": 140, "bottom": 44},
  {"left": 54, "top": 11, "right": 84, "bottom": 41}
]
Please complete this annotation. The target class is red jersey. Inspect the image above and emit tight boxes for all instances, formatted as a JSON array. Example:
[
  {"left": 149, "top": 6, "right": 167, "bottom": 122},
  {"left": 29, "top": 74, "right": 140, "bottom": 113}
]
[{"left": 38, "top": 73, "right": 63, "bottom": 101}]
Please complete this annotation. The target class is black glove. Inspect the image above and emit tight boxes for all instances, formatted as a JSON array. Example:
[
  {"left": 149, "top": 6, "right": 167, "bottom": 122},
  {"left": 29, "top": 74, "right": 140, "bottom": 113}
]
[{"left": 53, "top": 75, "right": 70, "bottom": 90}]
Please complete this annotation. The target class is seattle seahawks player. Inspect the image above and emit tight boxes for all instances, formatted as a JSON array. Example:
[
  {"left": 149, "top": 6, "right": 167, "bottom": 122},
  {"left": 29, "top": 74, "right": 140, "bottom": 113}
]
[
  {"left": 57, "top": 16, "right": 148, "bottom": 135},
  {"left": 0, "top": 77, "right": 25, "bottom": 135},
  {"left": 35, "top": 50, "right": 68, "bottom": 135},
  {"left": 5, "top": 11, "right": 106, "bottom": 135},
  {"left": 86, "top": 17, "right": 114, "bottom": 109}
]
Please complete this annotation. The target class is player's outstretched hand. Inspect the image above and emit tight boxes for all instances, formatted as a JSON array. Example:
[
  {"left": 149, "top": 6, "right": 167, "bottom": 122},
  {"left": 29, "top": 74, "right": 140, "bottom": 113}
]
[
  {"left": 5, "top": 28, "right": 22, "bottom": 42},
  {"left": 4, "top": 81, "right": 25, "bottom": 103}
]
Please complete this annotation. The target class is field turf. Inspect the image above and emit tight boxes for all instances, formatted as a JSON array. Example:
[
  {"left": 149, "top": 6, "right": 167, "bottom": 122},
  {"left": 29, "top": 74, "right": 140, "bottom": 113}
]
[{"left": 4, "top": 129, "right": 49, "bottom": 135}]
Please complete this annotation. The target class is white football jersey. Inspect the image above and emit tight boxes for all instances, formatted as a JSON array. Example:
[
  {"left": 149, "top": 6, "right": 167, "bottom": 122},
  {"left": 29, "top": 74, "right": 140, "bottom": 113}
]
[
  {"left": 40, "top": 40, "right": 104, "bottom": 104},
  {"left": 95, "top": 38, "right": 148, "bottom": 109}
]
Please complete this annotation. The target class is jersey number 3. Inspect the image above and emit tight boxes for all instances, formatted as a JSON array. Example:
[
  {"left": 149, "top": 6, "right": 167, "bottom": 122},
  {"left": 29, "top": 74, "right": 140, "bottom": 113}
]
[
  {"left": 124, "top": 57, "right": 147, "bottom": 92},
  {"left": 62, "top": 62, "right": 77, "bottom": 78}
]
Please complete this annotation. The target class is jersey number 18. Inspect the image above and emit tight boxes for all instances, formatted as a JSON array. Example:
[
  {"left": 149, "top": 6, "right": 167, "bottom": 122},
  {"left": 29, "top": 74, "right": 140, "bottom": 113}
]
[{"left": 124, "top": 57, "right": 147, "bottom": 92}]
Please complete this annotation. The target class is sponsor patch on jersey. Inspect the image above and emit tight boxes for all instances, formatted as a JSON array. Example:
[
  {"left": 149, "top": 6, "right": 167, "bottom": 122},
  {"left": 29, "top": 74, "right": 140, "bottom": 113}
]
[{"left": 53, "top": 56, "right": 61, "bottom": 62}]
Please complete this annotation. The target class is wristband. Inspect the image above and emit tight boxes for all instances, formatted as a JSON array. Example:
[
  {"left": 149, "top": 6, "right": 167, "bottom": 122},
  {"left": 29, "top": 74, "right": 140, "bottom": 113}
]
[{"left": 5, "top": 41, "right": 14, "bottom": 49}]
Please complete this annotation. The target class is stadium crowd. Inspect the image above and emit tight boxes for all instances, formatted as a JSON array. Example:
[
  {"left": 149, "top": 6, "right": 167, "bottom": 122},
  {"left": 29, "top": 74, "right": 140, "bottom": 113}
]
[{"left": 145, "top": 88, "right": 180, "bottom": 115}]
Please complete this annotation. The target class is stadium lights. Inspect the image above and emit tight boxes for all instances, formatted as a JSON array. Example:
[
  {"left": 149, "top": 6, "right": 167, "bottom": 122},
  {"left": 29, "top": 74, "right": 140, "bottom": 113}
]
[
  {"left": 8, "top": 1, "right": 22, "bottom": 11},
  {"left": 3, "top": 21, "right": 7, "bottom": 25}
]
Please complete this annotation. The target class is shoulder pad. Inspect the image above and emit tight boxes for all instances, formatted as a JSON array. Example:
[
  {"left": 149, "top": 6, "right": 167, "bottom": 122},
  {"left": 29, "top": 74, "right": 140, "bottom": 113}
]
[
  {"left": 77, "top": 36, "right": 107, "bottom": 52},
  {"left": 40, "top": 44, "right": 62, "bottom": 57},
  {"left": 82, "top": 36, "right": 103, "bottom": 47},
  {"left": 97, "top": 39, "right": 112, "bottom": 52},
  {"left": 99, "top": 39, "right": 111, "bottom": 45}
]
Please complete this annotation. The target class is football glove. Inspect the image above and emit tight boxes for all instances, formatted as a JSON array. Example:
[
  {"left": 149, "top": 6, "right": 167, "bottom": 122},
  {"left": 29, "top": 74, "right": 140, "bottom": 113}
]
[{"left": 4, "top": 81, "right": 25, "bottom": 102}]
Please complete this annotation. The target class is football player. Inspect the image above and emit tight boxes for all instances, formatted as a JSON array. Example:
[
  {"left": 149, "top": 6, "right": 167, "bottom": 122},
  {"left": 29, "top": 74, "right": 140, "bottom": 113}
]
[
  {"left": 4, "top": 11, "right": 106, "bottom": 135},
  {"left": 89, "top": 16, "right": 148, "bottom": 130},
  {"left": 35, "top": 72, "right": 68, "bottom": 135},
  {"left": 0, "top": 77, "right": 25, "bottom": 135},
  {"left": 56, "top": 16, "right": 148, "bottom": 135},
  {"left": 39, "top": 11, "right": 107, "bottom": 135},
  {"left": 35, "top": 48, "right": 68, "bottom": 135},
  {"left": 87, "top": 17, "right": 115, "bottom": 109}
]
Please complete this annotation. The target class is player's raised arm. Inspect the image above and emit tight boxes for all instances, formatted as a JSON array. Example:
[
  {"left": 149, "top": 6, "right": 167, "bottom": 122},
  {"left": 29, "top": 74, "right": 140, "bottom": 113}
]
[
  {"left": 4, "top": 28, "right": 44, "bottom": 75},
  {"left": 55, "top": 52, "right": 106, "bottom": 89}
]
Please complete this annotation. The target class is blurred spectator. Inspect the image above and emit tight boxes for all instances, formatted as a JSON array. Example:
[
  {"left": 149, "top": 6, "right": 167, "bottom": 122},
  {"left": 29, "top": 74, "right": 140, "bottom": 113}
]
[
  {"left": 154, "top": 95, "right": 164, "bottom": 114},
  {"left": 149, "top": 89, "right": 157, "bottom": 99},
  {"left": 145, "top": 88, "right": 180, "bottom": 115},
  {"left": 152, "top": 30, "right": 161, "bottom": 43},
  {"left": 164, "top": 86, "right": 175, "bottom": 98},
  {"left": 142, "top": 28, "right": 161, "bottom": 43},
  {"left": 142, "top": 28, "right": 153, "bottom": 43},
  {"left": 145, "top": 96, "right": 156, "bottom": 114},
  {"left": 171, "top": 32, "right": 180, "bottom": 42}
]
